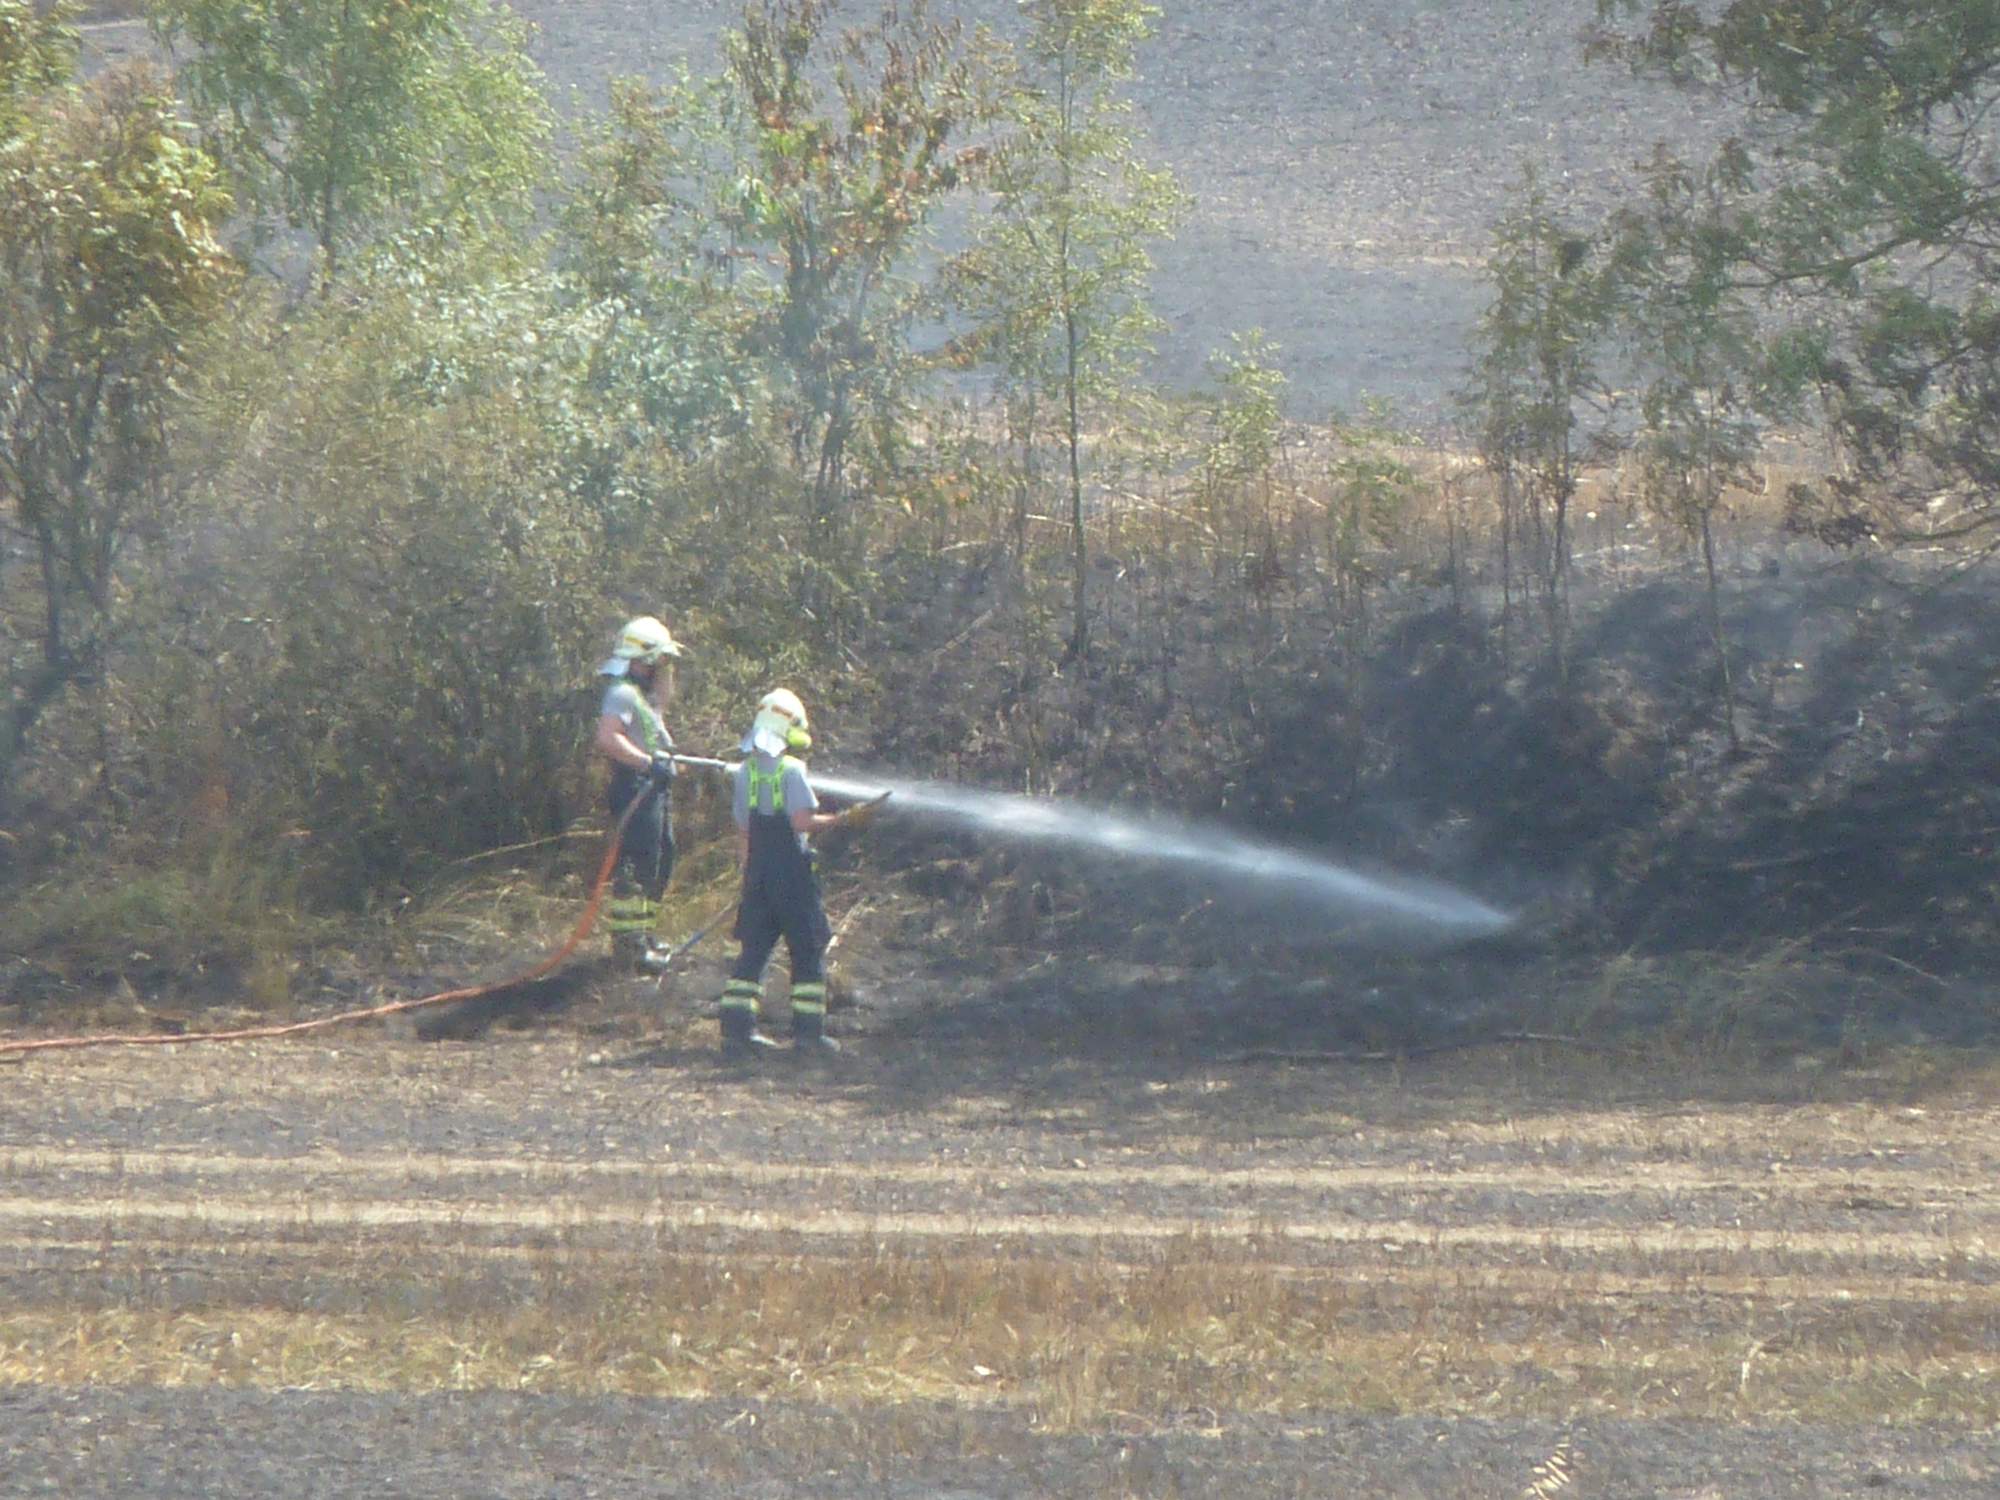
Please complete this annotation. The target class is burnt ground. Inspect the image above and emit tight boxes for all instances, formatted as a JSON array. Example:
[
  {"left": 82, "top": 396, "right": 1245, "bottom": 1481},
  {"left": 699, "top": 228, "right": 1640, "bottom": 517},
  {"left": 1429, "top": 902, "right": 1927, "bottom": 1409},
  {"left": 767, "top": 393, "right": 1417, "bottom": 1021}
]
[
  {"left": 2, "top": 1025, "right": 1998, "bottom": 1498},
  {"left": 4, "top": 747, "right": 1998, "bottom": 1500},
  {"left": 8, "top": 1388, "right": 1999, "bottom": 1500}
]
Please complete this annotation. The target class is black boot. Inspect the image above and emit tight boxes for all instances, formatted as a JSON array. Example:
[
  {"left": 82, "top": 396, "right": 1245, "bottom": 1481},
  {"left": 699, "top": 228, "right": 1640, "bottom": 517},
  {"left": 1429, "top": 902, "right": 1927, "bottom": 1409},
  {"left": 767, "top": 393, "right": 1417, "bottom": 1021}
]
[
  {"left": 790, "top": 1000, "right": 840, "bottom": 1060},
  {"left": 721, "top": 1005, "right": 779, "bottom": 1059},
  {"left": 616, "top": 931, "right": 668, "bottom": 975},
  {"left": 720, "top": 979, "right": 778, "bottom": 1059}
]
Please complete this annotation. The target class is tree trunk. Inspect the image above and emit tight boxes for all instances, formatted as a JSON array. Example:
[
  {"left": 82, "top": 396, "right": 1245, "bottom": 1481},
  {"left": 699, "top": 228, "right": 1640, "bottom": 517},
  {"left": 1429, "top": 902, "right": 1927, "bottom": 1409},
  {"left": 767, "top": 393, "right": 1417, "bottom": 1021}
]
[
  {"left": 319, "top": 0, "right": 354, "bottom": 291},
  {"left": 1498, "top": 465, "right": 1516, "bottom": 669},
  {"left": 1700, "top": 507, "right": 1740, "bottom": 753},
  {"left": 0, "top": 653, "right": 79, "bottom": 819},
  {"left": 1064, "top": 306, "right": 1086, "bottom": 661}
]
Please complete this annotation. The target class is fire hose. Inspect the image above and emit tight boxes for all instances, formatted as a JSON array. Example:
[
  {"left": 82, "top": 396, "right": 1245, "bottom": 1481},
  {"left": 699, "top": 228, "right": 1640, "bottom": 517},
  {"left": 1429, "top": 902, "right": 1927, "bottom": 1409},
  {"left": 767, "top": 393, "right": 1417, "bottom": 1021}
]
[{"left": 0, "top": 758, "right": 885, "bottom": 1058}]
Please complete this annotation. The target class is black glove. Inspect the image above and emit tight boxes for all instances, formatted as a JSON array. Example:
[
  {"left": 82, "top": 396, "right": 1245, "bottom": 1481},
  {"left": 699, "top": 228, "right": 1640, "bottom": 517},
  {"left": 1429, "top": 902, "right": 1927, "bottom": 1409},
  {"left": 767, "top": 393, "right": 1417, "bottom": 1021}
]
[{"left": 648, "top": 752, "right": 678, "bottom": 785}]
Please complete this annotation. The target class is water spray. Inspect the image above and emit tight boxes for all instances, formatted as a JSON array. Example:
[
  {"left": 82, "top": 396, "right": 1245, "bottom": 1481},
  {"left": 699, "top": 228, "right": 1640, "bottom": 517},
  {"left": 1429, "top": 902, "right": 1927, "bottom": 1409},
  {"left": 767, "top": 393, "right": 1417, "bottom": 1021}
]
[{"left": 676, "top": 757, "right": 1511, "bottom": 945}]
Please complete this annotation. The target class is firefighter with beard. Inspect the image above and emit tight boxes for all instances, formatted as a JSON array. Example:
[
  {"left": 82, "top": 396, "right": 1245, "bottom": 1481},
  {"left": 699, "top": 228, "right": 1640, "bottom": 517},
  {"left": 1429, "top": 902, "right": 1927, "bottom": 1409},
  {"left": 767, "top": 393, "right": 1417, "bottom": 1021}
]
[{"left": 593, "top": 616, "right": 685, "bottom": 974}]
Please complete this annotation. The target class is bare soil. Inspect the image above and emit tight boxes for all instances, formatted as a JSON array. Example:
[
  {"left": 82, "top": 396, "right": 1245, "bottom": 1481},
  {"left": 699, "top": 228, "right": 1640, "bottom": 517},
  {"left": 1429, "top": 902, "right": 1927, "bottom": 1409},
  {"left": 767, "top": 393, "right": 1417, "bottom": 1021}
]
[{"left": 3, "top": 1010, "right": 1997, "bottom": 1497}]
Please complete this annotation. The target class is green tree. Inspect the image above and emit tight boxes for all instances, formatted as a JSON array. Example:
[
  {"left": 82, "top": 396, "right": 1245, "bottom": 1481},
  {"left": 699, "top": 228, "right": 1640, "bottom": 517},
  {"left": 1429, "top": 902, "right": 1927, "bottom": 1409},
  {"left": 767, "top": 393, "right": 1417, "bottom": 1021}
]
[
  {"left": 1323, "top": 398, "right": 1415, "bottom": 652},
  {"left": 0, "top": 61, "right": 236, "bottom": 806},
  {"left": 0, "top": 0, "right": 77, "bottom": 137},
  {"left": 555, "top": 74, "right": 770, "bottom": 516},
  {"left": 173, "top": 242, "right": 613, "bottom": 893},
  {"left": 152, "top": 0, "right": 550, "bottom": 284},
  {"left": 720, "top": 0, "right": 991, "bottom": 566},
  {"left": 1462, "top": 170, "right": 1617, "bottom": 678},
  {"left": 950, "top": 0, "right": 1183, "bottom": 660},
  {"left": 1610, "top": 142, "right": 1769, "bottom": 749},
  {"left": 1593, "top": 1, "right": 2000, "bottom": 542},
  {"left": 1190, "top": 330, "right": 1288, "bottom": 630}
]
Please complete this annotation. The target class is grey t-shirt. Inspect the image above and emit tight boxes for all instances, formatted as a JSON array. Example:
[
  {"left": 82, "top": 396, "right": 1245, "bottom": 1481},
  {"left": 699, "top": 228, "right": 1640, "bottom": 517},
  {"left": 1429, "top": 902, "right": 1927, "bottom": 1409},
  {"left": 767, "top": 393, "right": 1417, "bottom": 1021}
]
[
  {"left": 732, "top": 753, "right": 817, "bottom": 847},
  {"left": 600, "top": 679, "right": 671, "bottom": 755}
]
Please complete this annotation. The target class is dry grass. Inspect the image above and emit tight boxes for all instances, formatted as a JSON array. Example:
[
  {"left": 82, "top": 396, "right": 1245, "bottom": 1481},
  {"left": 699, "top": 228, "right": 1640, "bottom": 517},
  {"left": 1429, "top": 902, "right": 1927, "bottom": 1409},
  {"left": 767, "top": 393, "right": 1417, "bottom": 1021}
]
[
  {"left": 1522, "top": 945, "right": 1994, "bottom": 1089},
  {"left": 3, "top": 1231, "right": 1994, "bottom": 1429},
  {"left": 0, "top": 856, "right": 318, "bottom": 1013}
]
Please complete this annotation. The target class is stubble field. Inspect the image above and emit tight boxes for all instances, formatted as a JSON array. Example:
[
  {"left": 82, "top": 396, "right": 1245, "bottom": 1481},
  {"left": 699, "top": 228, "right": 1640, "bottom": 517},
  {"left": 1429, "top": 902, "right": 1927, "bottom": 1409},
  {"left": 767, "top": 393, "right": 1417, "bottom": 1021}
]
[{"left": 3, "top": 1003, "right": 1998, "bottom": 1496}]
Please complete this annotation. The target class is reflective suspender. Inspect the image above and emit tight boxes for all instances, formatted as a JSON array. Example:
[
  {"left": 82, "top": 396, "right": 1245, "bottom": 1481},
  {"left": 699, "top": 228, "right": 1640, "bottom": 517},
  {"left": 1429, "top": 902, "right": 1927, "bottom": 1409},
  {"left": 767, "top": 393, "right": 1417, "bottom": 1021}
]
[{"left": 745, "top": 756, "right": 801, "bottom": 816}]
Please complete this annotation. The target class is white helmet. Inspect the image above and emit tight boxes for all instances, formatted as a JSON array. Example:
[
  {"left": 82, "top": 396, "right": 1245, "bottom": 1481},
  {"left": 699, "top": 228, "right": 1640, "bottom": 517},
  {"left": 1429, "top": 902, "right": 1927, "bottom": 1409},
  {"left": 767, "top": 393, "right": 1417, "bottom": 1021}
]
[
  {"left": 596, "top": 615, "right": 684, "bottom": 677},
  {"left": 742, "top": 687, "right": 811, "bottom": 757}
]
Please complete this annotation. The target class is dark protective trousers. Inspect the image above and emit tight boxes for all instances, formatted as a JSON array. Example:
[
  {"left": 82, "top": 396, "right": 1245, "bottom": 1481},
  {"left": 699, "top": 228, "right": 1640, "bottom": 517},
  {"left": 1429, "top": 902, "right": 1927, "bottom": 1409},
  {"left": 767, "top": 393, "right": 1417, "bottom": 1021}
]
[
  {"left": 605, "top": 767, "right": 674, "bottom": 946},
  {"left": 721, "top": 812, "right": 831, "bottom": 1034},
  {"left": 729, "top": 816, "right": 829, "bottom": 984}
]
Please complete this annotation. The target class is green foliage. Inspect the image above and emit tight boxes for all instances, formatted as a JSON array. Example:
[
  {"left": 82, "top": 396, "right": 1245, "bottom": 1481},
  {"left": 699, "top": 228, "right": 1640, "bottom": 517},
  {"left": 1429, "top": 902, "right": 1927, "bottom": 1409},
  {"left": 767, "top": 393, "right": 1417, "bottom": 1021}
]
[
  {"left": 0, "top": 0, "right": 78, "bottom": 138},
  {"left": 160, "top": 215, "right": 833, "bottom": 904},
  {"left": 949, "top": 0, "right": 1185, "bottom": 658},
  {"left": 1609, "top": 143, "right": 1767, "bottom": 518},
  {"left": 1186, "top": 331, "right": 1291, "bottom": 617},
  {"left": 1199, "top": 329, "right": 1286, "bottom": 487},
  {"left": 1593, "top": 0, "right": 2000, "bottom": 540},
  {"left": 1608, "top": 142, "right": 1771, "bottom": 744},
  {"left": 553, "top": 58, "right": 925, "bottom": 666},
  {"left": 951, "top": 0, "right": 1178, "bottom": 397},
  {"left": 719, "top": 0, "right": 994, "bottom": 553},
  {"left": 555, "top": 74, "right": 770, "bottom": 493},
  {"left": 1321, "top": 398, "right": 1416, "bottom": 789},
  {"left": 169, "top": 243, "right": 617, "bottom": 900},
  {"left": 152, "top": 0, "right": 551, "bottom": 282},
  {"left": 1462, "top": 168, "right": 1618, "bottom": 673},
  {"left": 0, "top": 64, "right": 236, "bottom": 805},
  {"left": 0, "top": 852, "right": 308, "bottom": 1001},
  {"left": 1325, "top": 400, "right": 1416, "bottom": 580}
]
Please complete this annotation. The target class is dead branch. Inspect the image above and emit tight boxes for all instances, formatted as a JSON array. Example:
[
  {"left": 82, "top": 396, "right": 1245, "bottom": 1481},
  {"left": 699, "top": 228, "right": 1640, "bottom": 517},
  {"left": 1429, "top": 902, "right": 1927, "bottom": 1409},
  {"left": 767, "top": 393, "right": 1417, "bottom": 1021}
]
[{"left": 449, "top": 825, "right": 600, "bottom": 866}]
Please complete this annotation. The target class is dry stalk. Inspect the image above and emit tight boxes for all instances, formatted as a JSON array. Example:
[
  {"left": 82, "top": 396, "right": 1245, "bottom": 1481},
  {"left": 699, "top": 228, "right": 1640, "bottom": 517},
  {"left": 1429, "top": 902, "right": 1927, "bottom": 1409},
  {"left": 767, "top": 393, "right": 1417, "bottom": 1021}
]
[
  {"left": 1229, "top": 1032, "right": 1642, "bottom": 1065},
  {"left": 1521, "top": 1437, "right": 1575, "bottom": 1499}
]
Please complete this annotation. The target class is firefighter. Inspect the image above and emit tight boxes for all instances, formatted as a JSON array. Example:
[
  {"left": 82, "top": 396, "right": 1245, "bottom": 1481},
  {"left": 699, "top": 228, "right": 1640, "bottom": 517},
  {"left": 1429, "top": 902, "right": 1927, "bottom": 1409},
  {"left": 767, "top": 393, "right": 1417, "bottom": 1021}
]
[
  {"left": 717, "top": 688, "right": 877, "bottom": 1059},
  {"left": 593, "top": 615, "right": 684, "bottom": 974}
]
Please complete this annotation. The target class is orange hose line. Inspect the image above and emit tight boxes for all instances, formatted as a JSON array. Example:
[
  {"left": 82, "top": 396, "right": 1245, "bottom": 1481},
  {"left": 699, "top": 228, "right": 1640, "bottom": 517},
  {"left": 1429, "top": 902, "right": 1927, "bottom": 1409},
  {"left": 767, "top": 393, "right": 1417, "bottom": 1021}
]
[{"left": 0, "top": 787, "right": 656, "bottom": 1058}]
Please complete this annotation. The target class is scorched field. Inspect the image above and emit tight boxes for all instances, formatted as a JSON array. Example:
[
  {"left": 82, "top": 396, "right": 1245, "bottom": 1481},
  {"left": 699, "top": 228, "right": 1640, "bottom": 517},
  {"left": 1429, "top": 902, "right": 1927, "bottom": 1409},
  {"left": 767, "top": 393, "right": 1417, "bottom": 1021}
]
[{"left": 2, "top": 1017, "right": 1996, "bottom": 1498}]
